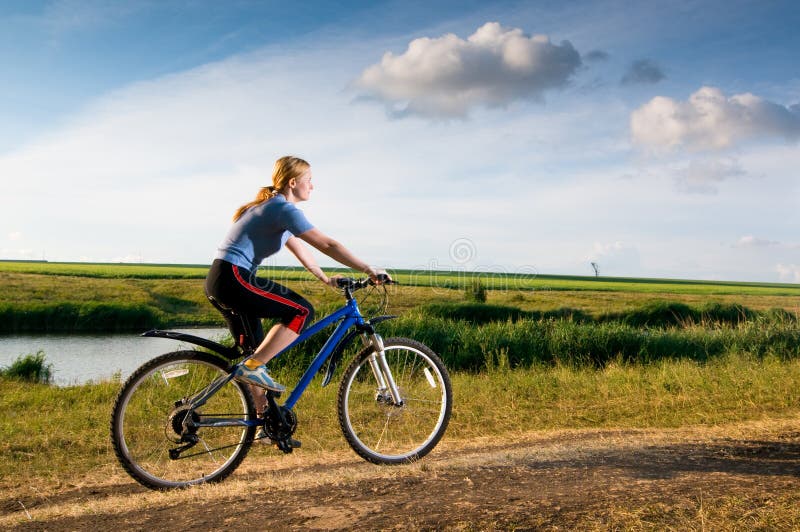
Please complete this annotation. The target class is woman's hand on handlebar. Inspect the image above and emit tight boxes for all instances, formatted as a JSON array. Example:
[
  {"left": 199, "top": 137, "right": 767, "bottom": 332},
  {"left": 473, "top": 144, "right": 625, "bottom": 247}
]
[
  {"left": 325, "top": 274, "right": 344, "bottom": 288},
  {"left": 366, "top": 267, "right": 392, "bottom": 285},
  {"left": 325, "top": 270, "right": 393, "bottom": 290}
]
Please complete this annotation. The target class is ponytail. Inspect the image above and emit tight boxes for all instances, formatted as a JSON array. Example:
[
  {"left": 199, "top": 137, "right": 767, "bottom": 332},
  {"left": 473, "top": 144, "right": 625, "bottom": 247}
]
[
  {"left": 232, "top": 156, "right": 310, "bottom": 222},
  {"left": 232, "top": 186, "right": 278, "bottom": 221}
]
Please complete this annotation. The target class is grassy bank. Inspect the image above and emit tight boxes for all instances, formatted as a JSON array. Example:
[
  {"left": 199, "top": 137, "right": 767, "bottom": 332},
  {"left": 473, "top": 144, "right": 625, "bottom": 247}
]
[
  {"left": 420, "top": 300, "right": 796, "bottom": 327},
  {"left": 0, "top": 272, "right": 222, "bottom": 332},
  {"left": 0, "top": 351, "right": 52, "bottom": 383},
  {"left": 2, "top": 352, "right": 800, "bottom": 485},
  {"left": 376, "top": 313, "right": 800, "bottom": 371},
  {"left": 255, "top": 300, "right": 800, "bottom": 373}
]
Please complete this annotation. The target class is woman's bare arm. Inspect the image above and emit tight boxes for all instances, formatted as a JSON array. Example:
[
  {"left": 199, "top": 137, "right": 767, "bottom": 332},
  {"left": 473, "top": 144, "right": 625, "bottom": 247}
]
[
  {"left": 296, "top": 228, "right": 377, "bottom": 278},
  {"left": 284, "top": 236, "right": 332, "bottom": 284}
]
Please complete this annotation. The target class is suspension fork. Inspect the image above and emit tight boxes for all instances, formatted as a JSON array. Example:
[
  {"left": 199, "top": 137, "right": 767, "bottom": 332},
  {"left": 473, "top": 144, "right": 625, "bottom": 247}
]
[{"left": 364, "top": 333, "right": 404, "bottom": 406}]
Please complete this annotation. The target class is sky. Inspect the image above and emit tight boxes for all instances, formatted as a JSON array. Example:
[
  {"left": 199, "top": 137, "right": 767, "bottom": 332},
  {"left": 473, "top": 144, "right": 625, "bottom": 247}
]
[{"left": 1, "top": 0, "right": 799, "bottom": 283}]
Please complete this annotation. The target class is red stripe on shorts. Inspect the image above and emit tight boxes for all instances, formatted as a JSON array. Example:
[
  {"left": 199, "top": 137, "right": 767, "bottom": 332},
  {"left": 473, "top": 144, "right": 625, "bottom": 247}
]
[{"left": 232, "top": 265, "right": 309, "bottom": 333}]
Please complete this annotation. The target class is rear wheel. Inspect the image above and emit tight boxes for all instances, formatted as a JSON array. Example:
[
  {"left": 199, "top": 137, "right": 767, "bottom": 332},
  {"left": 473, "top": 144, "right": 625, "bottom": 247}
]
[
  {"left": 338, "top": 338, "right": 452, "bottom": 464},
  {"left": 110, "top": 350, "right": 256, "bottom": 490}
]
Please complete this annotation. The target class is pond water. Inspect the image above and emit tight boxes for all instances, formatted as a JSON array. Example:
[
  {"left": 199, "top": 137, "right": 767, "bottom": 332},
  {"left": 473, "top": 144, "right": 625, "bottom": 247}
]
[{"left": 0, "top": 328, "right": 229, "bottom": 386}]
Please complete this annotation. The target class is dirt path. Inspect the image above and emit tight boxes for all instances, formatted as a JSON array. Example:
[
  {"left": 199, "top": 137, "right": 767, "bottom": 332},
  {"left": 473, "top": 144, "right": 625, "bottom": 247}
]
[{"left": 4, "top": 419, "right": 800, "bottom": 530}]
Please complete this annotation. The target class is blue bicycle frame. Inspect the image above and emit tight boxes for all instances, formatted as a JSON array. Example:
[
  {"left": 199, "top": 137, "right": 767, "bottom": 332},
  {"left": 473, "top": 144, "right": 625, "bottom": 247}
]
[
  {"left": 147, "top": 295, "right": 375, "bottom": 430},
  {"left": 273, "top": 296, "right": 365, "bottom": 409}
]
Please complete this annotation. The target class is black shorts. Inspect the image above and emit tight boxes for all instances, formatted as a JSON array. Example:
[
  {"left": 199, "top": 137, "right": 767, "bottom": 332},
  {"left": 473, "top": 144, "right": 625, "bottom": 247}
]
[{"left": 205, "top": 259, "right": 315, "bottom": 347}]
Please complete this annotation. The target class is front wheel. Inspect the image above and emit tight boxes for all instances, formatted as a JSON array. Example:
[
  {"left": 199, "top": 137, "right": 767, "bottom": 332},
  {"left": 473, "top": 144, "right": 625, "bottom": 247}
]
[
  {"left": 110, "top": 350, "right": 256, "bottom": 490},
  {"left": 338, "top": 337, "right": 452, "bottom": 464}
]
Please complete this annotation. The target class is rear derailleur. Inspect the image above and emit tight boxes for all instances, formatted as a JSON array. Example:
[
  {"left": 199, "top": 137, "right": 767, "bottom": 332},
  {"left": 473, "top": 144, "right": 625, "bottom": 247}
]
[{"left": 166, "top": 401, "right": 200, "bottom": 459}]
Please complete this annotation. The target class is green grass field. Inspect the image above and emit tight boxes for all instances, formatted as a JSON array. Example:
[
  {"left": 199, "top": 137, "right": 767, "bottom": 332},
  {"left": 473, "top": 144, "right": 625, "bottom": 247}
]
[
  {"left": 2, "top": 351, "right": 800, "bottom": 483},
  {"left": 3, "top": 261, "right": 800, "bottom": 528}
]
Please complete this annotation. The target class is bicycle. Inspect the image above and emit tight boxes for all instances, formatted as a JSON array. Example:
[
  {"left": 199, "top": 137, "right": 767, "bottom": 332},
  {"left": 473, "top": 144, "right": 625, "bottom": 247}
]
[{"left": 110, "top": 276, "right": 452, "bottom": 490}]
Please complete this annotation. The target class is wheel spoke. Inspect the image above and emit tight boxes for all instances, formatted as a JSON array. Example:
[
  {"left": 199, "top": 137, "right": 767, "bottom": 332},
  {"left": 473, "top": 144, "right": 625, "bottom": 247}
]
[
  {"left": 112, "top": 352, "right": 255, "bottom": 489},
  {"left": 199, "top": 438, "right": 220, "bottom": 465},
  {"left": 375, "top": 415, "right": 390, "bottom": 451},
  {"left": 339, "top": 339, "right": 452, "bottom": 464}
]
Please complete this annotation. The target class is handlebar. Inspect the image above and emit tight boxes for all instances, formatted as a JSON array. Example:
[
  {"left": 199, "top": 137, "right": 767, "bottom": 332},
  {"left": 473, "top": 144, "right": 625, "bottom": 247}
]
[{"left": 335, "top": 273, "right": 395, "bottom": 291}]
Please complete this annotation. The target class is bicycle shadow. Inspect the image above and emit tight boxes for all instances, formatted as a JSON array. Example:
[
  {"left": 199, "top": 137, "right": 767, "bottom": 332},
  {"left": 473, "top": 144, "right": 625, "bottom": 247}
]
[{"left": 519, "top": 435, "right": 800, "bottom": 479}]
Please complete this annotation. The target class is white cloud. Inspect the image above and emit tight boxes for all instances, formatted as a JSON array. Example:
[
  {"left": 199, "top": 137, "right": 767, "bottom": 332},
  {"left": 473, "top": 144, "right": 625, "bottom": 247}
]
[
  {"left": 776, "top": 264, "right": 800, "bottom": 283},
  {"left": 675, "top": 157, "right": 746, "bottom": 194},
  {"left": 354, "top": 22, "right": 582, "bottom": 118},
  {"left": 7, "top": 231, "right": 22, "bottom": 241},
  {"left": 0, "top": 49, "right": 383, "bottom": 196},
  {"left": 734, "top": 236, "right": 780, "bottom": 248},
  {"left": 631, "top": 86, "right": 800, "bottom": 151}
]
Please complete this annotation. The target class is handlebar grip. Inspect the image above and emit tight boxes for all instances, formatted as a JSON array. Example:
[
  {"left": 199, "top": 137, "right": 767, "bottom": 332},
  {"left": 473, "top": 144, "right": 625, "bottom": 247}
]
[
  {"left": 335, "top": 277, "right": 355, "bottom": 288},
  {"left": 335, "top": 275, "right": 395, "bottom": 290},
  {"left": 370, "top": 273, "right": 395, "bottom": 285}
]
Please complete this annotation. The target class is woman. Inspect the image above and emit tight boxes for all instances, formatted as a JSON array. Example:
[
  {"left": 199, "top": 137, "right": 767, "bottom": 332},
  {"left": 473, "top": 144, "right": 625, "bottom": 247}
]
[{"left": 205, "top": 155, "right": 386, "bottom": 399}]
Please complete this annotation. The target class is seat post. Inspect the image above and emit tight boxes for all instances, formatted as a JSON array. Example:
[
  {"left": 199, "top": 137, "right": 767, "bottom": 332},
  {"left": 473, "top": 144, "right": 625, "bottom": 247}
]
[{"left": 237, "top": 313, "right": 256, "bottom": 354}]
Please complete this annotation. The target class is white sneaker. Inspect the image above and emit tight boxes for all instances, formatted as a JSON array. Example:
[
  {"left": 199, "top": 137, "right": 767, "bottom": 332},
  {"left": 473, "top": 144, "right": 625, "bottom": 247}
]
[{"left": 233, "top": 363, "right": 286, "bottom": 393}]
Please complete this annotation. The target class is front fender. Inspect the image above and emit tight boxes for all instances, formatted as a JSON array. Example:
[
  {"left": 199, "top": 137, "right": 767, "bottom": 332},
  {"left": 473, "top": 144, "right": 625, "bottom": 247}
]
[{"left": 320, "top": 315, "right": 397, "bottom": 387}]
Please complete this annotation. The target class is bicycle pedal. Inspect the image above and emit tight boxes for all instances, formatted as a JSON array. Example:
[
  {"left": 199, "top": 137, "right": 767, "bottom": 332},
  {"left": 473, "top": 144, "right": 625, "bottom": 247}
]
[{"left": 276, "top": 437, "right": 301, "bottom": 453}]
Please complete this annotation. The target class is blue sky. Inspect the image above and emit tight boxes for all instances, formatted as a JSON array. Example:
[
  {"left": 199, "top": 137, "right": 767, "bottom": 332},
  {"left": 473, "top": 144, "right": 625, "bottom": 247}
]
[{"left": 1, "top": 0, "right": 799, "bottom": 282}]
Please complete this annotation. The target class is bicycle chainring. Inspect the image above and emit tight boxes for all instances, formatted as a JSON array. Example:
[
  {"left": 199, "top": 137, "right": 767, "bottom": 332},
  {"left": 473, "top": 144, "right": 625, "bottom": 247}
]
[{"left": 263, "top": 406, "right": 297, "bottom": 442}]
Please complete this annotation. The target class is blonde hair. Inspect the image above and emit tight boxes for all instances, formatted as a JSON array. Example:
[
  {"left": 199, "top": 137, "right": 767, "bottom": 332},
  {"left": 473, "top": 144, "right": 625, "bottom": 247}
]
[{"left": 233, "top": 156, "right": 310, "bottom": 221}]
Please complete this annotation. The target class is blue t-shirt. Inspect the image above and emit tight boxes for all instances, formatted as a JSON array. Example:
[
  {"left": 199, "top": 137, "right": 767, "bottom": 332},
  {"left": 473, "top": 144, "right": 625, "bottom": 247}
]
[{"left": 215, "top": 194, "right": 314, "bottom": 271}]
